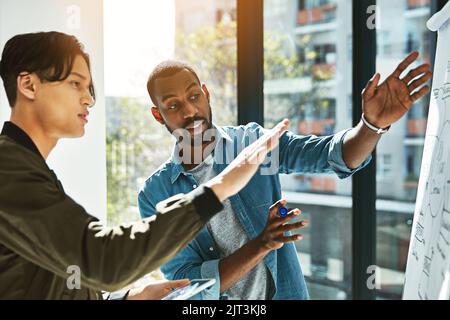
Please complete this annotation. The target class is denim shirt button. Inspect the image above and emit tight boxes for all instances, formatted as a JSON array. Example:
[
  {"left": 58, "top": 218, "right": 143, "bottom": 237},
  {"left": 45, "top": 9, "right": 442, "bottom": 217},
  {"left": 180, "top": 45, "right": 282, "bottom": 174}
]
[
  {"left": 209, "top": 247, "right": 214, "bottom": 251},
  {"left": 193, "top": 185, "right": 197, "bottom": 189}
]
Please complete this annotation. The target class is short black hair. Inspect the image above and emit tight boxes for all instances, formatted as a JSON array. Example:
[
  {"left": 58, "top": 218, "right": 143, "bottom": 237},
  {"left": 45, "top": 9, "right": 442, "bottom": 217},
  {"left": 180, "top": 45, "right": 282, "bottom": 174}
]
[
  {"left": 0, "top": 31, "right": 95, "bottom": 107},
  {"left": 147, "top": 60, "right": 201, "bottom": 106}
]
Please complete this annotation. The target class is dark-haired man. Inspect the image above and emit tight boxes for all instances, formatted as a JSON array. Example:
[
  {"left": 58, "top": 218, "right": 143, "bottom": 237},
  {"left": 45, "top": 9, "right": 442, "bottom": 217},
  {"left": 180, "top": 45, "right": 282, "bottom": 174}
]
[
  {"left": 0, "top": 31, "right": 288, "bottom": 299},
  {"left": 138, "top": 57, "right": 432, "bottom": 300}
]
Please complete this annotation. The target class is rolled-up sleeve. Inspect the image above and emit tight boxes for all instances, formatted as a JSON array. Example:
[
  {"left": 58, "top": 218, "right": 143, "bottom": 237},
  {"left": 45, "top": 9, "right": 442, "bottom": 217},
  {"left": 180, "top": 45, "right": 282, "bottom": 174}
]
[
  {"left": 328, "top": 129, "right": 372, "bottom": 179},
  {"left": 276, "top": 125, "right": 372, "bottom": 178}
]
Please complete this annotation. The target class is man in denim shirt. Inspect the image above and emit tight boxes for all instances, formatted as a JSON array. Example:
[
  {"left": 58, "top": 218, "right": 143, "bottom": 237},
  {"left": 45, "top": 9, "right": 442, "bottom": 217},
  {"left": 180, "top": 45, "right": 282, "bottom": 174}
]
[{"left": 139, "top": 54, "right": 431, "bottom": 299}]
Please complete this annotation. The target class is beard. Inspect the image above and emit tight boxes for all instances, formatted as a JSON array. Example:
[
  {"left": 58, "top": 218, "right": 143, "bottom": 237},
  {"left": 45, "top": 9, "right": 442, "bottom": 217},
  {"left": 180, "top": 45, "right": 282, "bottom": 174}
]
[{"left": 166, "top": 105, "right": 214, "bottom": 147}]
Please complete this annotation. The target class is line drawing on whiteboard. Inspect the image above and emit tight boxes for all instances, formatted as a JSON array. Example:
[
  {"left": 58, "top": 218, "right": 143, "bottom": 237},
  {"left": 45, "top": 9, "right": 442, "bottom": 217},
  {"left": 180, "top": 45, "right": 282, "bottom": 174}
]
[{"left": 410, "top": 76, "right": 450, "bottom": 300}]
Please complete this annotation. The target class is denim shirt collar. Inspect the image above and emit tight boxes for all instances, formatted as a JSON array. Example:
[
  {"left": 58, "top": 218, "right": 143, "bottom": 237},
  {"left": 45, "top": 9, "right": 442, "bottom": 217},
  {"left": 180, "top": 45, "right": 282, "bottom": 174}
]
[{"left": 168, "top": 124, "right": 232, "bottom": 184}]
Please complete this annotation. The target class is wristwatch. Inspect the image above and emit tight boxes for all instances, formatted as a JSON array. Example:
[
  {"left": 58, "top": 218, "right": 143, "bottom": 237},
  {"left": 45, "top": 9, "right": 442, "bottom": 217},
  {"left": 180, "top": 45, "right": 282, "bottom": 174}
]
[{"left": 361, "top": 114, "right": 391, "bottom": 135}]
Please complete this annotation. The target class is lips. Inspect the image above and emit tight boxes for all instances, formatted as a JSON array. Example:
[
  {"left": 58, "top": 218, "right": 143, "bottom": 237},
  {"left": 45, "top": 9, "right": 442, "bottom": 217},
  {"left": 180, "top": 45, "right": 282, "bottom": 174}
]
[
  {"left": 78, "top": 112, "right": 89, "bottom": 124},
  {"left": 185, "top": 120, "right": 204, "bottom": 132}
]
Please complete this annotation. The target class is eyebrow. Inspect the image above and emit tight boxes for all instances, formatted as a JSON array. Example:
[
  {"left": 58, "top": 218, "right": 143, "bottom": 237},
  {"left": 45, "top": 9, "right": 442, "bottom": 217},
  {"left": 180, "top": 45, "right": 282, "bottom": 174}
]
[
  {"left": 70, "top": 72, "right": 88, "bottom": 81},
  {"left": 69, "top": 72, "right": 94, "bottom": 90},
  {"left": 161, "top": 82, "right": 200, "bottom": 102}
]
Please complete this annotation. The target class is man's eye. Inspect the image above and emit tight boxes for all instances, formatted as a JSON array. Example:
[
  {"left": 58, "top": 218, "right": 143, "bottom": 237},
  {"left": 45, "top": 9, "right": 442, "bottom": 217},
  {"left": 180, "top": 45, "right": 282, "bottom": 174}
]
[
  {"left": 190, "top": 94, "right": 199, "bottom": 101},
  {"left": 71, "top": 81, "right": 81, "bottom": 88},
  {"left": 168, "top": 103, "right": 178, "bottom": 110}
]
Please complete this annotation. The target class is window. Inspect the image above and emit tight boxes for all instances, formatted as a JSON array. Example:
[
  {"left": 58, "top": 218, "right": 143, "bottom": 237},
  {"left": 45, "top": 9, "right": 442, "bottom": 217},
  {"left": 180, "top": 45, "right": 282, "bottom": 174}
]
[
  {"left": 377, "top": 154, "right": 393, "bottom": 181},
  {"left": 298, "top": 0, "right": 337, "bottom": 25},
  {"left": 264, "top": 0, "right": 353, "bottom": 299},
  {"left": 375, "top": 0, "right": 431, "bottom": 299},
  {"left": 105, "top": 0, "right": 237, "bottom": 226},
  {"left": 0, "top": 0, "right": 439, "bottom": 300}
]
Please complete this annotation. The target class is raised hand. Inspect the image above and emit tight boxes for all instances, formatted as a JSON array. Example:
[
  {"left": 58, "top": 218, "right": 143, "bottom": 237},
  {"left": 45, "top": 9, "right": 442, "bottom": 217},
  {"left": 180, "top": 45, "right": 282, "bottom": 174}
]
[{"left": 362, "top": 51, "right": 432, "bottom": 129}]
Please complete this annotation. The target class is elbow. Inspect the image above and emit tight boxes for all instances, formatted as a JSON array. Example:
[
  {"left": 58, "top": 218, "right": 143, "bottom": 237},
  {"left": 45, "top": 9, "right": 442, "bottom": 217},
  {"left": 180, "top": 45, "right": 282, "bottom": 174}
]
[
  {"left": 345, "top": 160, "right": 361, "bottom": 171},
  {"left": 342, "top": 154, "right": 363, "bottom": 171}
]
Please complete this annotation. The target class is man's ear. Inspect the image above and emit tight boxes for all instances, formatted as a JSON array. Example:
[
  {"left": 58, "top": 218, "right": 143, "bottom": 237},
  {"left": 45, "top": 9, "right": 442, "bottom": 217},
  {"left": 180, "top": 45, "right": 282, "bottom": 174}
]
[
  {"left": 202, "top": 84, "right": 210, "bottom": 103},
  {"left": 16, "top": 72, "right": 37, "bottom": 101},
  {"left": 151, "top": 106, "right": 165, "bottom": 125}
]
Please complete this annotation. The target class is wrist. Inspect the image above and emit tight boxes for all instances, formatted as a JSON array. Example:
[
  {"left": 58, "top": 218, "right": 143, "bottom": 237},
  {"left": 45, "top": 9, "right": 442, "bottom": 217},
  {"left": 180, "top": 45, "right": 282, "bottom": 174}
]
[
  {"left": 205, "top": 177, "right": 227, "bottom": 203},
  {"left": 253, "top": 235, "right": 273, "bottom": 255},
  {"left": 361, "top": 114, "right": 390, "bottom": 134}
]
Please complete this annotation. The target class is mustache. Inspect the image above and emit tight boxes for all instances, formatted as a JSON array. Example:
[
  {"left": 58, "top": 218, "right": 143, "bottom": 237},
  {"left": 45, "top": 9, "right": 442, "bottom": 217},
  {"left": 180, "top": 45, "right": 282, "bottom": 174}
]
[{"left": 184, "top": 117, "right": 208, "bottom": 128}]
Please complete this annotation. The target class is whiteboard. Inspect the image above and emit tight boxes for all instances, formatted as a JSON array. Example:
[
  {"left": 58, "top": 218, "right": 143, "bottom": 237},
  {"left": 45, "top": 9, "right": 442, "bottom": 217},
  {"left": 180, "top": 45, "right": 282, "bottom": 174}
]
[{"left": 403, "top": 1, "right": 450, "bottom": 300}]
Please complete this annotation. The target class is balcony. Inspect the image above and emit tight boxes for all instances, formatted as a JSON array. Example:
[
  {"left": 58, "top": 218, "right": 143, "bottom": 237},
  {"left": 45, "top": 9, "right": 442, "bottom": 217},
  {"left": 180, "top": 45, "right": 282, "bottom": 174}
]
[
  {"left": 297, "top": 3, "right": 337, "bottom": 26},
  {"left": 293, "top": 175, "right": 337, "bottom": 193},
  {"left": 407, "top": 119, "right": 427, "bottom": 136},
  {"left": 298, "top": 119, "right": 335, "bottom": 136},
  {"left": 407, "top": 0, "right": 431, "bottom": 10},
  {"left": 311, "top": 63, "right": 336, "bottom": 81},
  {"left": 264, "top": 77, "right": 313, "bottom": 95}
]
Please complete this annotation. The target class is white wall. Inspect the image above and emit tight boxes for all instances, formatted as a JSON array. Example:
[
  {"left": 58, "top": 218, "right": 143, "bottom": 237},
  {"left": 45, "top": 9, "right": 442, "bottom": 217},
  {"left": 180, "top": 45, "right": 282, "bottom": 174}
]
[{"left": 0, "top": 0, "right": 106, "bottom": 221}]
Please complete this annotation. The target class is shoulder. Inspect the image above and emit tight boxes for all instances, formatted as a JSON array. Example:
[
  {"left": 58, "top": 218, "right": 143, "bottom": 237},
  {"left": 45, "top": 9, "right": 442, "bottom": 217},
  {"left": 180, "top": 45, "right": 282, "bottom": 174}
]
[
  {"left": 0, "top": 136, "right": 45, "bottom": 171},
  {"left": 221, "top": 122, "right": 263, "bottom": 133},
  {"left": 220, "top": 122, "right": 265, "bottom": 140},
  {"left": 138, "top": 159, "right": 173, "bottom": 198}
]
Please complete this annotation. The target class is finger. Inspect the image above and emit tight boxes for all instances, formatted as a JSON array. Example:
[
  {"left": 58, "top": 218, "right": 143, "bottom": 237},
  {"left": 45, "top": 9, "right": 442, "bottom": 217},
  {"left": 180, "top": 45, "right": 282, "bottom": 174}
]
[
  {"left": 393, "top": 51, "right": 419, "bottom": 78},
  {"left": 269, "top": 199, "right": 288, "bottom": 216},
  {"left": 245, "top": 146, "right": 265, "bottom": 165},
  {"left": 274, "top": 208, "right": 302, "bottom": 225},
  {"left": 402, "top": 63, "right": 431, "bottom": 84},
  {"left": 259, "top": 119, "right": 289, "bottom": 151},
  {"left": 411, "top": 85, "right": 430, "bottom": 102},
  {"left": 276, "top": 234, "right": 303, "bottom": 243},
  {"left": 246, "top": 130, "right": 286, "bottom": 165},
  {"left": 245, "top": 126, "right": 280, "bottom": 157},
  {"left": 285, "top": 208, "right": 302, "bottom": 218},
  {"left": 281, "top": 220, "right": 309, "bottom": 233},
  {"left": 260, "top": 119, "right": 290, "bottom": 147},
  {"left": 272, "top": 119, "right": 290, "bottom": 135},
  {"left": 247, "top": 142, "right": 279, "bottom": 166},
  {"left": 408, "top": 72, "right": 432, "bottom": 92},
  {"left": 362, "top": 73, "right": 380, "bottom": 100},
  {"left": 256, "top": 145, "right": 270, "bottom": 164},
  {"left": 260, "top": 132, "right": 280, "bottom": 156},
  {"left": 243, "top": 136, "right": 278, "bottom": 165},
  {"left": 240, "top": 119, "right": 290, "bottom": 165}
]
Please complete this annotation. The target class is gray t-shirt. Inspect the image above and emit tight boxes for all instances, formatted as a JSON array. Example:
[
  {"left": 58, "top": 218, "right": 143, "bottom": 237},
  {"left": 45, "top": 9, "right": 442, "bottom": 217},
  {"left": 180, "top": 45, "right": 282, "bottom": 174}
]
[{"left": 188, "top": 154, "right": 271, "bottom": 300}]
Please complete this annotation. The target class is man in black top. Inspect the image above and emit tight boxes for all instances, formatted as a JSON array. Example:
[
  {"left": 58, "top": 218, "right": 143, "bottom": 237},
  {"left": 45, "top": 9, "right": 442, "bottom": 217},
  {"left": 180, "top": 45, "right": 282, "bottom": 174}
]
[{"left": 0, "top": 31, "right": 288, "bottom": 299}]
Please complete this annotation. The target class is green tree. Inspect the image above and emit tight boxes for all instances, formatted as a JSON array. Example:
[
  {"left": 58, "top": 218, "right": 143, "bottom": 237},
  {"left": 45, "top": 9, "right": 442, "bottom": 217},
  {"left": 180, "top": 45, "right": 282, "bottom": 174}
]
[
  {"left": 175, "top": 21, "right": 318, "bottom": 129},
  {"left": 106, "top": 97, "right": 173, "bottom": 225}
]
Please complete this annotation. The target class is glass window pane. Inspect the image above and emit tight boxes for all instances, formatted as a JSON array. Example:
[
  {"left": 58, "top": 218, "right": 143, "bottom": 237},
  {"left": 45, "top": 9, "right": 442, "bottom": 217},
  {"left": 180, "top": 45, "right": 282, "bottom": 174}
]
[
  {"left": 264, "top": 0, "right": 353, "bottom": 300},
  {"left": 104, "top": 0, "right": 237, "bottom": 226},
  {"left": 375, "top": 0, "right": 431, "bottom": 300}
]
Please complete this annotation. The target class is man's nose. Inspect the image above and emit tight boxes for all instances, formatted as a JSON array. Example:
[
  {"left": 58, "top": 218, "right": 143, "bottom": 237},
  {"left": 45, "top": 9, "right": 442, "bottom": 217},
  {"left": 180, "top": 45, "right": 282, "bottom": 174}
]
[{"left": 183, "top": 101, "right": 198, "bottom": 119}]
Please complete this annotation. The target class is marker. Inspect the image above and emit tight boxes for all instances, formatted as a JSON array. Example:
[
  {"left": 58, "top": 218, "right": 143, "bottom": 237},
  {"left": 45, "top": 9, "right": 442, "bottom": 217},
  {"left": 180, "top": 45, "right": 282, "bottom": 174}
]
[{"left": 278, "top": 206, "right": 289, "bottom": 217}]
